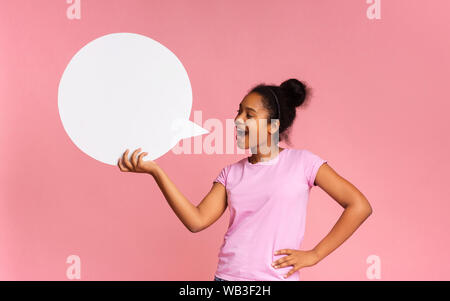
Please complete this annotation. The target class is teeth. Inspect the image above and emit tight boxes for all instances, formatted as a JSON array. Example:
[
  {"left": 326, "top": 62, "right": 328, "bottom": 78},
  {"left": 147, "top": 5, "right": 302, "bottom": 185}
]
[{"left": 237, "top": 128, "right": 247, "bottom": 136}]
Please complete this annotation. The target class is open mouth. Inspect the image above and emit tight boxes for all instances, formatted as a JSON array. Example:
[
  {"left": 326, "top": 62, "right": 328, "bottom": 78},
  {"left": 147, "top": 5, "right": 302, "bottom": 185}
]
[{"left": 236, "top": 128, "right": 248, "bottom": 136}]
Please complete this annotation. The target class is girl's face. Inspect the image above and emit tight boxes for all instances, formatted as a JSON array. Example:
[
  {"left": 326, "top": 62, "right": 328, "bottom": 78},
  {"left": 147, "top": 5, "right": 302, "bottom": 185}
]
[{"left": 234, "top": 92, "right": 279, "bottom": 151}]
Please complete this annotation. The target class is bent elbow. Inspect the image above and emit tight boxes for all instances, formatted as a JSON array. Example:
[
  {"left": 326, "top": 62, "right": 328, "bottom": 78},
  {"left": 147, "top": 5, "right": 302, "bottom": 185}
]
[
  {"left": 362, "top": 205, "right": 373, "bottom": 218},
  {"left": 189, "top": 224, "right": 203, "bottom": 233},
  {"left": 349, "top": 201, "right": 372, "bottom": 218},
  {"left": 354, "top": 197, "right": 373, "bottom": 216},
  {"left": 365, "top": 202, "right": 373, "bottom": 216}
]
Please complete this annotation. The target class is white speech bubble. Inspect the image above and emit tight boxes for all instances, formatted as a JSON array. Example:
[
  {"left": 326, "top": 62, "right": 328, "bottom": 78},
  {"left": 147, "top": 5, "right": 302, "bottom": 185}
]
[{"left": 58, "top": 32, "right": 208, "bottom": 165}]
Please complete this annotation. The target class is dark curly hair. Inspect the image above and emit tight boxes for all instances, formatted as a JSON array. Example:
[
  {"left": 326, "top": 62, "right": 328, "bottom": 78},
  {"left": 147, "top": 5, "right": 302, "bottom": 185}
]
[{"left": 248, "top": 78, "right": 310, "bottom": 146}]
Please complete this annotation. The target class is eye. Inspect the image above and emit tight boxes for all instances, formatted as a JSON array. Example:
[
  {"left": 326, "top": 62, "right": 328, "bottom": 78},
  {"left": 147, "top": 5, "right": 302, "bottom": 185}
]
[{"left": 236, "top": 109, "right": 253, "bottom": 118}]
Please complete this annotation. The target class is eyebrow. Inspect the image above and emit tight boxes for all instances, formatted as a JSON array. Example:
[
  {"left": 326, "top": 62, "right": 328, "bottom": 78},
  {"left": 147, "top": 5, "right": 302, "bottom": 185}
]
[{"left": 239, "top": 104, "right": 257, "bottom": 113}]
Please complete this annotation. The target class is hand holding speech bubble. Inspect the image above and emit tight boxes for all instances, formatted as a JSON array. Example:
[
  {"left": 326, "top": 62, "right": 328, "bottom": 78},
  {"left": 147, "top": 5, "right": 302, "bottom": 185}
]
[{"left": 58, "top": 32, "right": 208, "bottom": 165}]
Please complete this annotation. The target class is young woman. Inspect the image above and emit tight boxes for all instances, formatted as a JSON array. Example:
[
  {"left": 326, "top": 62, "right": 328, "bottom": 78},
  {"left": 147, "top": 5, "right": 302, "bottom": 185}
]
[{"left": 117, "top": 78, "right": 373, "bottom": 281}]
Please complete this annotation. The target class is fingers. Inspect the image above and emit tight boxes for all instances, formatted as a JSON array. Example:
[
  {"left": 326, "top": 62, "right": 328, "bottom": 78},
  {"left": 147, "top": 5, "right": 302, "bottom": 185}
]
[
  {"left": 117, "top": 157, "right": 130, "bottom": 172},
  {"left": 272, "top": 249, "right": 304, "bottom": 278},
  {"left": 272, "top": 249, "right": 294, "bottom": 269},
  {"left": 272, "top": 257, "right": 294, "bottom": 269},
  {"left": 274, "top": 249, "right": 293, "bottom": 255},
  {"left": 118, "top": 148, "right": 147, "bottom": 172},
  {"left": 137, "top": 152, "right": 148, "bottom": 166},
  {"left": 130, "top": 148, "right": 141, "bottom": 168},
  {"left": 121, "top": 149, "right": 134, "bottom": 170},
  {"left": 284, "top": 266, "right": 300, "bottom": 279}
]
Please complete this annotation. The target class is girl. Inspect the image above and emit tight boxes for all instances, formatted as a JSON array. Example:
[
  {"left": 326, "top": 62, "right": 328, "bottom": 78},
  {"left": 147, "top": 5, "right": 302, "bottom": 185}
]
[{"left": 117, "top": 78, "right": 373, "bottom": 281}]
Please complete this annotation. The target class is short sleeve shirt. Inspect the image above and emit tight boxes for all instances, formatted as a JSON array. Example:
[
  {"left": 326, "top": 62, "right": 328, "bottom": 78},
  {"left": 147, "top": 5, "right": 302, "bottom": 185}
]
[{"left": 212, "top": 148, "right": 327, "bottom": 281}]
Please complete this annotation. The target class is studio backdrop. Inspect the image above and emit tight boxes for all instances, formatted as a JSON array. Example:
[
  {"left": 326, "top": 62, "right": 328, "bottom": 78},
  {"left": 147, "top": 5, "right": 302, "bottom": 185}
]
[{"left": 0, "top": 0, "right": 449, "bottom": 280}]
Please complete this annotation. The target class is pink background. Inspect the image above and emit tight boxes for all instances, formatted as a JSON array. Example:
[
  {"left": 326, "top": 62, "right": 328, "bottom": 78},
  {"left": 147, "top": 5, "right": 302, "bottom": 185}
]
[{"left": 1, "top": 0, "right": 449, "bottom": 280}]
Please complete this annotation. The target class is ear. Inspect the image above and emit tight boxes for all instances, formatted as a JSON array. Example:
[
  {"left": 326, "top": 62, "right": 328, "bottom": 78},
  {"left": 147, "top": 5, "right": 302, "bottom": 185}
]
[{"left": 268, "top": 119, "right": 280, "bottom": 134}]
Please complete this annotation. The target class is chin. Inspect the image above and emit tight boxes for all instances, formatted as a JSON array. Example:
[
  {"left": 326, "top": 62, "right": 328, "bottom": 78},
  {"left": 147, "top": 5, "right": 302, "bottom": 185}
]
[
  {"left": 236, "top": 141, "right": 248, "bottom": 149},
  {"left": 236, "top": 137, "right": 249, "bottom": 149}
]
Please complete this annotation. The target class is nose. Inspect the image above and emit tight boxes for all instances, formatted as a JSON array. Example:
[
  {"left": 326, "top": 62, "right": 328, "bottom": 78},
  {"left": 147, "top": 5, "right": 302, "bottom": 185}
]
[{"left": 235, "top": 118, "right": 245, "bottom": 128}]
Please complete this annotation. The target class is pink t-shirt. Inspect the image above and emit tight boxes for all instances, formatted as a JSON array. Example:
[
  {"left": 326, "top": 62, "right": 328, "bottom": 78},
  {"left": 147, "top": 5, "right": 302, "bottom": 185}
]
[{"left": 212, "top": 148, "right": 327, "bottom": 281}]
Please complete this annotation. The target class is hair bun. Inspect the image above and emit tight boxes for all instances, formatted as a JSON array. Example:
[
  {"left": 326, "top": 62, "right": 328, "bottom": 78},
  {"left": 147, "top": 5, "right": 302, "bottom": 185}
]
[{"left": 280, "top": 78, "right": 307, "bottom": 108}]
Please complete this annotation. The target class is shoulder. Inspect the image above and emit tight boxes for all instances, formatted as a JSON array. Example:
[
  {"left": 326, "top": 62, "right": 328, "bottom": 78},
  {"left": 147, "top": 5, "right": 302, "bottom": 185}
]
[
  {"left": 286, "top": 148, "right": 327, "bottom": 171},
  {"left": 283, "top": 148, "right": 309, "bottom": 160},
  {"left": 213, "top": 157, "right": 244, "bottom": 187},
  {"left": 291, "top": 148, "right": 323, "bottom": 160}
]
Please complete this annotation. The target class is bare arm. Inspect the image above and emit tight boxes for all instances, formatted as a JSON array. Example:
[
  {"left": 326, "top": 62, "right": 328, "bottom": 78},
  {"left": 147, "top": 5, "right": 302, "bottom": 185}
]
[
  {"left": 195, "top": 182, "right": 228, "bottom": 232},
  {"left": 118, "top": 148, "right": 228, "bottom": 233},
  {"left": 312, "top": 163, "right": 373, "bottom": 262},
  {"left": 151, "top": 166, "right": 228, "bottom": 233},
  {"left": 151, "top": 166, "right": 202, "bottom": 232}
]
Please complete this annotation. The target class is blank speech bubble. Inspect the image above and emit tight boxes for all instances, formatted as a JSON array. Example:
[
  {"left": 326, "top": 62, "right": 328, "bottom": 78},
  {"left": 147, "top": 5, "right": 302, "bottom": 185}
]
[{"left": 58, "top": 32, "right": 208, "bottom": 165}]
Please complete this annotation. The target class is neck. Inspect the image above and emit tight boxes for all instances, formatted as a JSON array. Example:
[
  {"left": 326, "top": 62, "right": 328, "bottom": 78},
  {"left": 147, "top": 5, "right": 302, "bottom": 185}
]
[{"left": 249, "top": 145, "right": 283, "bottom": 164}]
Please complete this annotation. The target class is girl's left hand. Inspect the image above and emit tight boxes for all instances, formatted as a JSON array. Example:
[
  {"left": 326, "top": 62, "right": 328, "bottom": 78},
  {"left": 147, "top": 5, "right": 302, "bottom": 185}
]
[{"left": 271, "top": 249, "right": 320, "bottom": 279}]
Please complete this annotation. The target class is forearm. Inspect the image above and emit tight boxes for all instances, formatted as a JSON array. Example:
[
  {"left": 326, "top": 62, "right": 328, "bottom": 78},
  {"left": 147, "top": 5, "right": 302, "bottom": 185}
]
[
  {"left": 312, "top": 203, "right": 372, "bottom": 262},
  {"left": 150, "top": 166, "right": 201, "bottom": 232}
]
